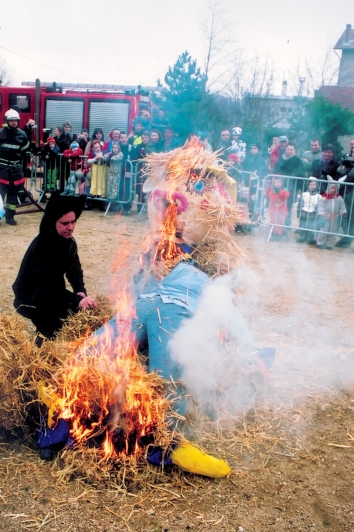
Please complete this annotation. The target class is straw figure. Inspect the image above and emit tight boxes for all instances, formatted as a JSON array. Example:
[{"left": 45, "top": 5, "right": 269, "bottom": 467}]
[
  {"left": 94, "top": 145, "right": 275, "bottom": 418},
  {"left": 0, "top": 145, "right": 274, "bottom": 481}
]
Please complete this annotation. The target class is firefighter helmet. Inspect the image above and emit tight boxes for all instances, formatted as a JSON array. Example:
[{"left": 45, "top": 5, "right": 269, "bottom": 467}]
[{"left": 4, "top": 109, "right": 20, "bottom": 121}]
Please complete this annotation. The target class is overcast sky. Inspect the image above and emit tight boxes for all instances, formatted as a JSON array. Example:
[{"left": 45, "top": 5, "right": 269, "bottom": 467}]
[{"left": 0, "top": 0, "right": 352, "bottom": 94}]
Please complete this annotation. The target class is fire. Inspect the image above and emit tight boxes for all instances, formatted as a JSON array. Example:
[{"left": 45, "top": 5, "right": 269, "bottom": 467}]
[{"left": 42, "top": 239, "right": 168, "bottom": 460}]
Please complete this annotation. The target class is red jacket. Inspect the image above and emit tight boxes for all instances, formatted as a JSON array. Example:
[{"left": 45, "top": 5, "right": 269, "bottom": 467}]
[{"left": 63, "top": 148, "right": 83, "bottom": 170}]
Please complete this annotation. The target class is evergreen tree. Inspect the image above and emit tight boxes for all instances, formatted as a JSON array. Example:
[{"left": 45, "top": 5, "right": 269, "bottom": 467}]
[
  {"left": 164, "top": 52, "right": 208, "bottom": 141},
  {"left": 289, "top": 96, "right": 354, "bottom": 155},
  {"left": 165, "top": 51, "right": 207, "bottom": 100}
]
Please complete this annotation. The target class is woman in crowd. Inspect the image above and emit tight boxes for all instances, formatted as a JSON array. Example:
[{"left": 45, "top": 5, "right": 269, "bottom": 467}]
[{"left": 84, "top": 128, "right": 105, "bottom": 156}]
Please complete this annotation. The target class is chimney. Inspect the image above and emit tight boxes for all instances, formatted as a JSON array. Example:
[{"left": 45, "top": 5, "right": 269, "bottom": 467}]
[
  {"left": 343, "top": 24, "right": 352, "bottom": 45},
  {"left": 299, "top": 77, "right": 306, "bottom": 96},
  {"left": 281, "top": 80, "right": 288, "bottom": 97}
]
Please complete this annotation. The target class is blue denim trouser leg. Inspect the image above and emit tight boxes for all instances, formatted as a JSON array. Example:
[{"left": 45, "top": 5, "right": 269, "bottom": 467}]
[{"left": 94, "top": 297, "right": 191, "bottom": 415}]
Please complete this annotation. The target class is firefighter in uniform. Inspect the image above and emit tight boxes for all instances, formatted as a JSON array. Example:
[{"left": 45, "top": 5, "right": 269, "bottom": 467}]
[{"left": 0, "top": 109, "right": 29, "bottom": 225}]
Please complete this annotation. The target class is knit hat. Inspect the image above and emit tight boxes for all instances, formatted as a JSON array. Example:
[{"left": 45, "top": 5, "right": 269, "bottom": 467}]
[
  {"left": 249, "top": 142, "right": 261, "bottom": 150},
  {"left": 278, "top": 135, "right": 288, "bottom": 143},
  {"left": 70, "top": 141, "right": 79, "bottom": 149},
  {"left": 39, "top": 190, "right": 86, "bottom": 237},
  {"left": 47, "top": 137, "right": 56, "bottom": 144}
]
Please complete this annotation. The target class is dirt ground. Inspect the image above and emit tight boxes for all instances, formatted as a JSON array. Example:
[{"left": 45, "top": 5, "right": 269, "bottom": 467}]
[{"left": 1, "top": 200, "right": 354, "bottom": 532}]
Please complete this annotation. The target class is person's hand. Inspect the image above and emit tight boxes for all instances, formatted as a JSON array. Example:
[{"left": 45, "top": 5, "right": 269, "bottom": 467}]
[{"left": 77, "top": 293, "right": 98, "bottom": 309}]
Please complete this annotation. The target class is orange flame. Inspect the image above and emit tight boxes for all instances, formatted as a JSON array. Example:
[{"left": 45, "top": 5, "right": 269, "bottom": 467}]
[{"left": 47, "top": 235, "right": 168, "bottom": 460}]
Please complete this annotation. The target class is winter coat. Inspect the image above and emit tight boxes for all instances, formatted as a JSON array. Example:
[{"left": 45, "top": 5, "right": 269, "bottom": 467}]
[
  {"left": 13, "top": 191, "right": 87, "bottom": 337},
  {"left": 298, "top": 190, "right": 320, "bottom": 214},
  {"left": 0, "top": 125, "right": 29, "bottom": 186},
  {"left": 302, "top": 150, "right": 322, "bottom": 176},
  {"left": 156, "top": 137, "right": 181, "bottom": 153},
  {"left": 269, "top": 146, "right": 286, "bottom": 170},
  {"left": 266, "top": 184, "right": 290, "bottom": 234},
  {"left": 311, "top": 158, "right": 340, "bottom": 193},
  {"left": 318, "top": 190, "right": 346, "bottom": 220},
  {"left": 55, "top": 133, "right": 71, "bottom": 153},
  {"left": 274, "top": 154, "right": 305, "bottom": 193},
  {"left": 41, "top": 144, "right": 60, "bottom": 169},
  {"left": 63, "top": 147, "right": 84, "bottom": 171},
  {"left": 227, "top": 139, "right": 247, "bottom": 161}
]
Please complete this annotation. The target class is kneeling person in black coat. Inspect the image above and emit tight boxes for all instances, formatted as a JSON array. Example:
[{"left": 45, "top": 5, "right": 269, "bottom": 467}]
[{"left": 13, "top": 190, "right": 97, "bottom": 346}]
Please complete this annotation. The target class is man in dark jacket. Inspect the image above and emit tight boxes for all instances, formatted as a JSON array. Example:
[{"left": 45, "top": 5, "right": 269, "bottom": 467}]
[
  {"left": 13, "top": 190, "right": 97, "bottom": 346},
  {"left": 334, "top": 155, "right": 354, "bottom": 248},
  {"left": 216, "top": 129, "right": 232, "bottom": 160},
  {"left": 242, "top": 143, "right": 268, "bottom": 220},
  {"left": 156, "top": 127, "right": 181, "bottom": 153},
  {"left": 274, "top": 143, "right": 305, "bottom": 226},
  {"left": 0, "top": 109, "right": 29, "bottom": 225},
  {"left": 311, "top": 144, "right": 339, "bottom": 193}
]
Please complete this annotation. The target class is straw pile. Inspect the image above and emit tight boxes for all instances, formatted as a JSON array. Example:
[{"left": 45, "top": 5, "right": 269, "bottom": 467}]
[
  {"left": 0, "top": 296, "right": 113, "bottom": 432},
  {"left": 0, "top": 296, "right": 179, "bottom": 485}
]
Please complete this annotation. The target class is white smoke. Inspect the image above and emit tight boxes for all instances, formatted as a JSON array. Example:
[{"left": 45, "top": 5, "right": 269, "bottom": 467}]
[
  {"left": 168, "top": 237, "right": 354, "bottom": 423},
  {"left": 169, "top": 271, "right": 263, "bottom": 419}
]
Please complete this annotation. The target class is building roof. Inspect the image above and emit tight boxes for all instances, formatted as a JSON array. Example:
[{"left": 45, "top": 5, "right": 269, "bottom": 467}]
[
  {"left": 334, "top": 24, "right": 354, "bottom": 50},
  {"left": 316, "top": 86, "right": 354, "bottom": 113}
]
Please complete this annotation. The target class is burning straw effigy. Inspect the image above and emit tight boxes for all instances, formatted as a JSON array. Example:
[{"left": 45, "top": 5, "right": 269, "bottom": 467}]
[
  {"left": 0, "top": 145, "right": 263, "bottom": 485},
  {"left": 0, "top": 302, "right": 174, "bottom": 485}
]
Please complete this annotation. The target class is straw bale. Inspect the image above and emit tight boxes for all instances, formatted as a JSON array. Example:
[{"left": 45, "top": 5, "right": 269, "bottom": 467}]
[
  {"left": 56, "top": 294, "right": 114, "bottom": 343},
  {"left": 0, "top": 298, "right": 113, "bottom": 430},
  {"left": 0, "top": 314, "right": 37, "bottom": 427}
]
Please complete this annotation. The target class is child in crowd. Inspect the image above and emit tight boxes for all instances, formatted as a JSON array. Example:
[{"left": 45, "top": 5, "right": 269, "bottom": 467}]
[
  {"left": 227, "top": 153, "right": 242, "bottom": 183},
  {"left": 40, "top": 137, "right": 60, "bottom": 191},
  {"left": 63, "top": 141, "right": 83, "bottom": 170},
  {"left": 316, "top": 179, "right": 347, "bottom": 250},
  {"left": 87, "top": 140, "right": 107, "bottom": 197},
  {"left": 62, "top": 141, "right": 84, "bottom": 195},
  {"left": 266, "top": 176, "right": 290, "bottom": 241},
  {"left": 106, "top": 142, "right": 124, "bottom": 202},
  {"left": 296, "top": 177, "right": 320, "bottom": 244}
]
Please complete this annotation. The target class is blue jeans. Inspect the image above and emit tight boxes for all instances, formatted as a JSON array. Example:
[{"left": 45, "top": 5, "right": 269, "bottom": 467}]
[{"left": 95, "top": 296, "right": 191, "bottom": 414}]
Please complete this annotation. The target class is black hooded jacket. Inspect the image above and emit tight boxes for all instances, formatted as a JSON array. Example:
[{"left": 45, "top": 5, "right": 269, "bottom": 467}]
[{"left": 13, "top": 191, "right": 87, "bottom": 335}]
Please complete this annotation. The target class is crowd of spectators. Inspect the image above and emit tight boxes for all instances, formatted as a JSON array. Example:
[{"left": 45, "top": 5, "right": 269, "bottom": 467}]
[
  {"left": 216, "top": 128, "right": 354, "bottom": 250},
  {"left": 21, "top": 112, "right": 354, "bottom": 250}
]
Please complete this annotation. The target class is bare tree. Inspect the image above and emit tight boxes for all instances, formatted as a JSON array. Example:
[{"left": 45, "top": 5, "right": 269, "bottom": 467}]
[
  {"left": 221, "top": 52, "right": 278, "bottom": 130},
  {"left": 304, "top": 46, "right": 339, "bottom": 93},
  {"left": 201, "top": 1, "right": 237, "bottom": 93},
  {"left": 285, "top": 45, "right": 340, "bottom": 97},
  {"left": 0, "top": 58, "right": 13, "bottom": 86}
]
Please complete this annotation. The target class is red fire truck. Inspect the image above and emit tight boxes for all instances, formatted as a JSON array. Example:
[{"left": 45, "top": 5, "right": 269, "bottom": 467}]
[{"left": 0, "top": 79, "right": 155, "bottom": 146}]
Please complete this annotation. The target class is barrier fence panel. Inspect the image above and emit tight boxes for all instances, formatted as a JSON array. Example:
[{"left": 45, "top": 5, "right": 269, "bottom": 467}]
[
  {"left": 258, "top": 174, "right": 354, "bottom": 245},
  {"left": 237, "top": 170, "right": 260, "bottom": 229},
  {"left": 13, "top": 151, "right": 45, "bottom": 215},
  {"left": 19, "top": 151, "right": 138, "bottom": 217},
  {"left": 134, "top": 159, "right": 148, "bottom": 220},
  {"left": 104, "top": 159, "right": 134, "bottom": 216}
]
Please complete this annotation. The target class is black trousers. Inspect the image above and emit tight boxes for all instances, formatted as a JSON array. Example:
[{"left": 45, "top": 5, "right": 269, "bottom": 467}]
[{"left": 15, "top": 290, "right": 80, "bottom": 339}]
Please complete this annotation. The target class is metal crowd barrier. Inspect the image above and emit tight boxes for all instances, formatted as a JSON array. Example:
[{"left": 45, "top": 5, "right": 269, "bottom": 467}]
[
  {"left": 134, "top": 159, "right": 148, "bottom": 220},
  {"left": 20, "top": 152, "right": 137, "bottom": 217},
  {"left": 257, "top": 174, "right": 354, "bottom": 245},
  {"left": 14, "top": 151, "right": 45, "bottom": 216},
  {"left": 104, "top": 159, "right": 135, "bottom": 216}
]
